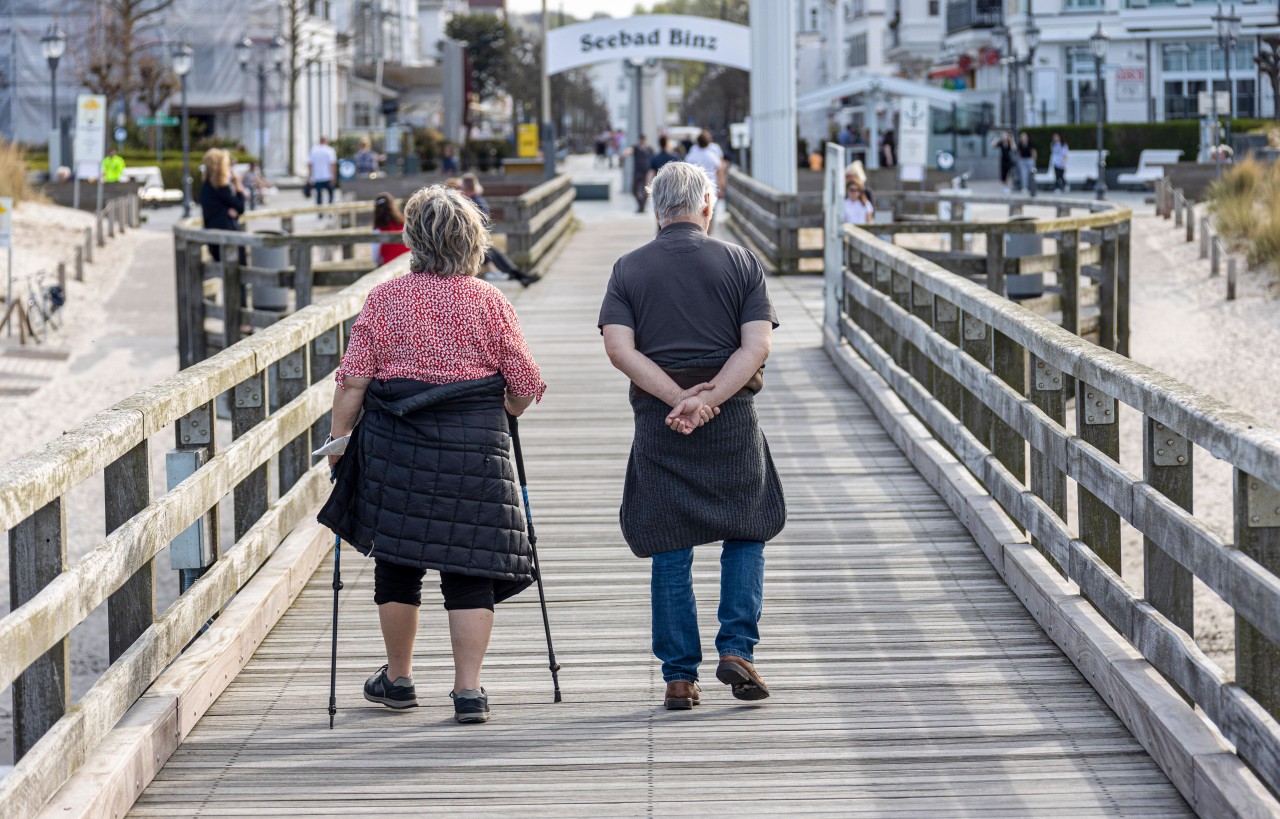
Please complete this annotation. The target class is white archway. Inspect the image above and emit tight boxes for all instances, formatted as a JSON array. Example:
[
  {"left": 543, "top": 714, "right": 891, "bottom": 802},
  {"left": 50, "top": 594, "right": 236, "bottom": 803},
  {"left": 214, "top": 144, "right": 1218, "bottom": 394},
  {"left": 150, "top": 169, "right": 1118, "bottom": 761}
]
[{"left": 544, "top": 15, "right": 751, "bottom": 76}]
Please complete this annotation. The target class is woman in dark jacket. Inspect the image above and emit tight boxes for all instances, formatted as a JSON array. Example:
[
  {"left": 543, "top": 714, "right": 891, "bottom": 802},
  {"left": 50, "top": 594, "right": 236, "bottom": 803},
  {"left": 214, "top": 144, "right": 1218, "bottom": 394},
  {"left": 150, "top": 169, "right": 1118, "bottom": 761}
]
[
  {"left": 198, "top": 148, "right": 247, "bottom": 262},
  {"left": 319, "top": 184, "right": 545, "bottom": 724}
]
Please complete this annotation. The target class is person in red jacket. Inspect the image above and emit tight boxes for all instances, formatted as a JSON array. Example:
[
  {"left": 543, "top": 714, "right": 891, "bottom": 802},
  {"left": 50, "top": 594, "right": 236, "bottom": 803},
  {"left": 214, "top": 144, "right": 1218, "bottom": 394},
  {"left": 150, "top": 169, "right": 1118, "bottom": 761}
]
[{"left": 372, "top": 193, "right": 410, "bottom": 266}]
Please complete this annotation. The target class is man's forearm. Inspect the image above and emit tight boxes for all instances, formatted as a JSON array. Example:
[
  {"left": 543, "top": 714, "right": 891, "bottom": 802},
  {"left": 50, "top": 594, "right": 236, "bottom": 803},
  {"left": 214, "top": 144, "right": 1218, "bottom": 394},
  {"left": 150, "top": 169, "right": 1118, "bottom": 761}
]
[
  {"left": 702, "top": 346, "right": 766, "bottom": 408},
  {"left": 610, "top": 348, "right": 686, "bottom": 406}
]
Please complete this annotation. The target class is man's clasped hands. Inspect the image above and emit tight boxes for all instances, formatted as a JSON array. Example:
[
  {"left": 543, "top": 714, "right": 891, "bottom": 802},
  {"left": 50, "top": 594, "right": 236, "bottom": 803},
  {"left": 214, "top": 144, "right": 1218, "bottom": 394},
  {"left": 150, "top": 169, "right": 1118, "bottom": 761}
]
[{"left": 665, "top": 383, "right": 720, "bottom": 436}]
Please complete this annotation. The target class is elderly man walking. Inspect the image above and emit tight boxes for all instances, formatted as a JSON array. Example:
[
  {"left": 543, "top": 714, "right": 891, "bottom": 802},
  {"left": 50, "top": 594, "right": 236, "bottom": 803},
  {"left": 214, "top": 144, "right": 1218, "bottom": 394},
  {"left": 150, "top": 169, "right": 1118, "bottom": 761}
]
[{"left": 598, "top": 162, "right": 786, "bottom": 710}]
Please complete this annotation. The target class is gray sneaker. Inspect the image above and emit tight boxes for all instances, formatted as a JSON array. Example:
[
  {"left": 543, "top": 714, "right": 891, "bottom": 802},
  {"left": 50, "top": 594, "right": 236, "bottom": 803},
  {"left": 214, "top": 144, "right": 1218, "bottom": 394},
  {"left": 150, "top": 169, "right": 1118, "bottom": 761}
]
[
  {"left": 363, "top": 665, "right": 418, "bottom": 709},
  {"left": 451, "top": 688, "right": 491, "bottom": 723}
]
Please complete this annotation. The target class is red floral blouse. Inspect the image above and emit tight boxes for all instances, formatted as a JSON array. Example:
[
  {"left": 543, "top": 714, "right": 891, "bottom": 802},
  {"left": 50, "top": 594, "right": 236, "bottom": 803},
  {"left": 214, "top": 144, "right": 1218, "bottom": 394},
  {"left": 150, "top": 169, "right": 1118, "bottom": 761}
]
[{"left": 335, "top": 273, "right": 545, "bottom": 400}]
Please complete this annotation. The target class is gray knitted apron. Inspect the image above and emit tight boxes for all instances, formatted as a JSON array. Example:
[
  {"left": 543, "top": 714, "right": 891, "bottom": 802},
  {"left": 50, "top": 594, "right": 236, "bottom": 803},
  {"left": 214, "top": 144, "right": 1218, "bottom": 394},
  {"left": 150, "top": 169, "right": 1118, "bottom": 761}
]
[{"left": 620, "top": 353, "right": 786, "bottom": 557}]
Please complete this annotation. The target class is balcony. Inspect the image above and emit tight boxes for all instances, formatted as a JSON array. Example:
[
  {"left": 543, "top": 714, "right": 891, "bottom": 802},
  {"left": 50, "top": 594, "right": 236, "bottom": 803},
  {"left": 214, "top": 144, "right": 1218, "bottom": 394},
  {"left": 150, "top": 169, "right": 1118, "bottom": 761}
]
[{"left": 946, "top": 0, "right": 1003, "bottom": 35}]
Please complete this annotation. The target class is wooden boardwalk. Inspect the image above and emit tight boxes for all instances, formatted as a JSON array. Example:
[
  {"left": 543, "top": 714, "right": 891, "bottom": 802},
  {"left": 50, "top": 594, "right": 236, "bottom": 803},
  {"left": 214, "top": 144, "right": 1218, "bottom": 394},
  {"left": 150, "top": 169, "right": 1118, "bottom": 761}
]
[{"left": 130, "top": 213, "right": 1191, "bottom": 817}]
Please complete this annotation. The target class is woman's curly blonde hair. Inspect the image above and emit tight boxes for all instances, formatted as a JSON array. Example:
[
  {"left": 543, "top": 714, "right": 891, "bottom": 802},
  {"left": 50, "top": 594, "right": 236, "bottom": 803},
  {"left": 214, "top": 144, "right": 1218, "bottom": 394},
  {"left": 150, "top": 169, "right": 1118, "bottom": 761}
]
[{"left": 401, "top": 184, "right": 491, "bottom": 277}]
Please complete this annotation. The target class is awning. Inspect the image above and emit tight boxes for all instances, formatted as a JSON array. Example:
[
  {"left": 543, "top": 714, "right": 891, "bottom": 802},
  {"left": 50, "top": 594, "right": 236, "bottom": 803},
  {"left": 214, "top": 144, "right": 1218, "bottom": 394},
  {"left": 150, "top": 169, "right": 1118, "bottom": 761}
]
[
  {"left": 928, "top": 64, "right": 965, "bottom": 80},
  {"left": 797, "top": 73, "right": 962, "bottom": 111}
]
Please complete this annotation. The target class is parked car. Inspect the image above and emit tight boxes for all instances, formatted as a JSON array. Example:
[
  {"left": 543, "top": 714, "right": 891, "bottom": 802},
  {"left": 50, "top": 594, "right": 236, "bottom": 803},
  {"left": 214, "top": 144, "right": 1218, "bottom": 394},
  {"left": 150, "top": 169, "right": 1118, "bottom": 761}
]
[{"left": 120, "top": 166, "right": 183, "bottom": 207}]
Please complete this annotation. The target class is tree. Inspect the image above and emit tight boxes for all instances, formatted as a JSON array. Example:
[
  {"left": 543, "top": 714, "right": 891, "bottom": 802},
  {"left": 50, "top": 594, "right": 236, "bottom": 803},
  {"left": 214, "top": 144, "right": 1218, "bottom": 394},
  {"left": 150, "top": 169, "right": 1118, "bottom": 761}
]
[
  {"left": 643, "top": 0, "right": 750, "bottom": 130},
  {"left": 93, "top": 0, "right": 177, "bottom": 115},
  {"left": 1256, "top": 36, "right": 1280, "bottom": 122},
  {"left": 445, "top": 13, "right": 517, "bottom": 140},
  {"left": 136, "top": 54, "right": 178, "bottom": 152}
]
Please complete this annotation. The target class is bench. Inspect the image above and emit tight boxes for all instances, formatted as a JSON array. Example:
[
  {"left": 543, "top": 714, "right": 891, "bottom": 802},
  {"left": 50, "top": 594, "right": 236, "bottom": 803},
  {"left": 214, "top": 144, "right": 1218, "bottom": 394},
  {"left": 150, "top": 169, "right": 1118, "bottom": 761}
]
[
  {"left": 1116, "top": 149, "right": 1184, "bottom": 188},
  {"left": 1034, "top": 149, "right": 1108, "bottom": 191}
]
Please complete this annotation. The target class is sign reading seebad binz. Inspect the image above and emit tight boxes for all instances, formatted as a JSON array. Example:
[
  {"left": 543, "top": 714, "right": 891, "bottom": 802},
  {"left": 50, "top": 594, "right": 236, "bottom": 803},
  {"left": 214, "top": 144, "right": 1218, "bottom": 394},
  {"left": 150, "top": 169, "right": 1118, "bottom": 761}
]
[{"left": 545, "top": 15, "right": 751, "bottom": 76}]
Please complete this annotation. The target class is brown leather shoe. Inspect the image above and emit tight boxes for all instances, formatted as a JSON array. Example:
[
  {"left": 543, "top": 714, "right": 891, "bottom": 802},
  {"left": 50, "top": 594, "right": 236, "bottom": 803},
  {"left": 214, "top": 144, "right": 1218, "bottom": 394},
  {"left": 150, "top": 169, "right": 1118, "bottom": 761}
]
[
  {"left": 716, "top": 655, "right": 770, "bottom": 701},
  {"left": 663, "top": 680, "right": 701, "bottom": 710}
]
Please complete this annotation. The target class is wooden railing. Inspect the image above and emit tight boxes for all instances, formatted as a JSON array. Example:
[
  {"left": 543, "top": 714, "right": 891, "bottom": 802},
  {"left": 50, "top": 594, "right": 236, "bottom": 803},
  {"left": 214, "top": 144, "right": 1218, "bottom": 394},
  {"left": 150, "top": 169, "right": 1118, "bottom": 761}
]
[
  {"left": 724, "top": 167, "right": 823, "bottom": 275},
  {"left": 863, "top": 190, "right": 1132, "bottom": 355},
  {"left": 0, "top": 255, "right": 404, "bottom": 819},
  {"left": 821, "top": 142, "right": 1280, "bottom": 810},
  {"left": 172, "top": 176, "right": 576, "bottom": 369}
]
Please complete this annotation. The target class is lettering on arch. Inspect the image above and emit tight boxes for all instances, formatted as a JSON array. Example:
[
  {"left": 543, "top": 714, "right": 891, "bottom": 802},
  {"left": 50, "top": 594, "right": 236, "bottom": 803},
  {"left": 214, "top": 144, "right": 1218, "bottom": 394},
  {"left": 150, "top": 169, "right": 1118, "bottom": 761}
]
[{"left": 545, "top": 14, "right": 751, "bottom": 75}]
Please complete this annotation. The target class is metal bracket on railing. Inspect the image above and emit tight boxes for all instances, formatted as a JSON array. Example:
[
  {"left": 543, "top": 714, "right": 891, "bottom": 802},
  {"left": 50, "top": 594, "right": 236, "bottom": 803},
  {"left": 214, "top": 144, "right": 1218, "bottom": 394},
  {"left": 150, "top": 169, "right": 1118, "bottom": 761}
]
[
  {"left": 912, "top": 285, "right": 931, "bottom": 308},
  {"left": 1151, "top": 422, "right": 1189, "bottom": 467},
  {"left": 1246, "top": 479, "right": 1280, "bottom": 528},
  {"left": 176, "top": 404, "right": 213, "bottom": 446},
  {"left": 279, "top": 349, "right": 307, "bottom": 381},
  {"left": 962, "top": 314, "right": 986, "bottom": 341},
  {"left": 314, "top": 327, "right": 340, "bottom": 356},
  {"left": 935, "top": 301, "right": 958, "bottom": 324},
  {"left": 1083, "top": 387, "right": 1116, "bottom": 425},
  {"left": 234, "top": 378, "right": 264, "bottom": 409},
  {"left": 892, "top": 272, "right": 910, "bottom": 295},
  {"left": 1034, "top": 360, "right": 1063, "bottom": 391},
  {"left": 1117, "top": 220, "right": 1130, "bottom": 237}
]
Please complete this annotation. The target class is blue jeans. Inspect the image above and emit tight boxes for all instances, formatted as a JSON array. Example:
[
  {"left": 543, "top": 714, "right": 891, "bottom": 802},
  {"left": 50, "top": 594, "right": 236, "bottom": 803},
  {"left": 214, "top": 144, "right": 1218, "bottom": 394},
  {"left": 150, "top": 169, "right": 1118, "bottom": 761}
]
[
  {"left": 314, "top": 179, "right": 334, "bottom": 204},
  {"left": 650, "top": 540, "right": 765, "bottom": 683}
]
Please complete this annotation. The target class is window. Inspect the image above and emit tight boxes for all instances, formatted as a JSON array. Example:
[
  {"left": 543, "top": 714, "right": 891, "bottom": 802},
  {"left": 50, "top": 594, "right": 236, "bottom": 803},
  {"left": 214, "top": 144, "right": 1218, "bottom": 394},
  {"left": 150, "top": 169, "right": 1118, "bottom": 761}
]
[
  {"left": 845, "top": 1, "right": 855, "bottom": 20},
  {"left": 853, "top": 0, "right": 865, "bottom": 18},
  {"left": 846, "top": 33, "right": 868, "bottom": 67},
  {"left": 353, "top": 102, "right": 373, "bottom": 127},
  {"left": 810, "top": 7, "right": 819, "bottom": 29},
  {"left": 1064, "top": 0, "right": 1101, "bottom": 8},
  {"left": 1161, "top": 40, "right": 1259, "bottom": 117},
  {"left": 929, "top": 0, "right": 939, "bottom": 14}
]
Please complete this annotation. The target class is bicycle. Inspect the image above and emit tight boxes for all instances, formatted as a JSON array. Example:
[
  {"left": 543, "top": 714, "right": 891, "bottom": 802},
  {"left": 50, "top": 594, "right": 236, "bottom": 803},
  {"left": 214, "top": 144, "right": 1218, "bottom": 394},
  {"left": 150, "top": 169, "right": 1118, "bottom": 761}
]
[{"left": 26, "top": 273, "right": 65, "bottom": 343}]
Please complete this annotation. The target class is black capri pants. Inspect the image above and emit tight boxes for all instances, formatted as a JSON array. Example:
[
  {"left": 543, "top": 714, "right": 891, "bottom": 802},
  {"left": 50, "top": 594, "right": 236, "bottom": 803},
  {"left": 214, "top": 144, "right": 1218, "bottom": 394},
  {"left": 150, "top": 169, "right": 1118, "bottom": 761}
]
[{"left": 373, "top": 558, "right": 497, "bottom": 611}]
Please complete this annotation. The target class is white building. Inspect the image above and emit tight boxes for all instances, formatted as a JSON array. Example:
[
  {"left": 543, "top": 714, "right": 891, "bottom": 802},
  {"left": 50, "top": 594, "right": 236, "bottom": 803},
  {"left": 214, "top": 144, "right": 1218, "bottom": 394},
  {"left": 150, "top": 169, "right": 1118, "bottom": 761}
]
[
  {"left": 590, "top": 60, "right": 684, "bottom": 141},
  {"left": 797, "top": 0, "right": 946, "bottom": 149},
  {"left": 943, "top": 0, "right": 1279, "bottom": 129}
]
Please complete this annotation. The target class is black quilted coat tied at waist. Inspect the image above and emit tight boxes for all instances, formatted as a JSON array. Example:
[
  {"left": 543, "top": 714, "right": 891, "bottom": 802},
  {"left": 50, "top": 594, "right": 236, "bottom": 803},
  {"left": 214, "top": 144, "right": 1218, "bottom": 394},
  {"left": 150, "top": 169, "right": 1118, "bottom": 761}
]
[{"left": 317, "top": 375, "right": 534, "bottom": 597}]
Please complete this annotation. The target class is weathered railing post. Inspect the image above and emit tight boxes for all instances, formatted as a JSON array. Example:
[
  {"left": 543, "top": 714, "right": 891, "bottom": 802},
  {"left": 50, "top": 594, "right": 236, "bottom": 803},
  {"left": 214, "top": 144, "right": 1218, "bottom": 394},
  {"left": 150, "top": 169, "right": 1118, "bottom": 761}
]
[
  {"left": 960, "top": 313, "right": 992, "bottom": 454},
  {"left": 293, "top": 243, "right": 313, "bottom": 309},
  {"left": 1115, "top": 220, "right": 1131, "bottom": 357},
  {"left": 985, "top": 230, "right": 1006, "bottom": 297},
  {"left": 1059, "top": 229, "right": 1080, "bottom": 336},
  {"left": 233, "top": 371, "right": 268, "bottom": 540},
  {"left": 1144, "top": 419, "right": 1193, "bottom": 637},
  {"left": 275, "top": 346, "right": 312, "bottom": 494},
  {"left": 910, "top": 283, "right": 934, "bottom": 393},
  {"left": 992, "top": 331, "right": 1026, "bottom": 488},
  {"left": 168, "top": 402, "right": 218, "bottom": 590},
  {"left": 74, "top": 245, "right": 84, "bottom": 282},
  {"left": 341, "top": 212, "right": 354, "bottom": 260},
  {"left": 1174, "top": 191, "right": 1184, "bottom": 228},
  {"left": 1186, "top": 201, "right": 1195, "bottom": 243},
  {"left": 1200, "top": 217, "right": 1210, "bottom": 259},
  {"left": 1098, "top": 227, "right": 1118, "bottom": 352},
  {"left": 1029, "top": 354, "right": 1067, "bottom": 570},
  {"left": 823, "top": 143, "right": 846, "bottom": 337},
  {"left": 222, "top": 243, "right": 242, "bottom": 349},
  {"left": 9, "top": 500, "right": 69, "bottom": 760},
  {"left": 174, "top": 239, "right": 204, "bottom": 369},
  {"left": 932, "top": 298, "right": 962, "bottom": 422},
  {"left": 1211, "top": 236, "right": 1221, "bottom": 278},
  {"left": 1076, "top": 382, "right": 1121, "bottom": 574},
  {"left": 1227, "top": 256, "right": 1238, "bottom": 301},
  {"left": 1236, "top": 473, "right": 1280, "bottom": 717},
  {"left": 310, "top": 327, "right": 343, "bottom": 454},
  {"left": 84, "top": 227, "right": 94, "bottom": 264},
  {"left": 106, "top": 442, "right": 154, "bottom": 661}
]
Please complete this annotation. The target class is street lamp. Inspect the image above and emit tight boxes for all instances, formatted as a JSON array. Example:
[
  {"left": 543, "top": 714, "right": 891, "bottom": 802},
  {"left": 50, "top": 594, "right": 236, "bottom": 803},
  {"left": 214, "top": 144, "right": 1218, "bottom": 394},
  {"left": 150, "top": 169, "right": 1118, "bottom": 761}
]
[
  {"left": 237, "top": 35, "right": 285, "bottom": 175},
  {"left": 1025, "top": 16, "right": 1041, "bottom": 126},
  {"left": 172, "top": 42, "right": 193, "bottom": 216},
  {"left": 1213, "top": 2, "right": 1242, "bottom": 154},
  {"left": 1090, "top": 22, "right": 1109, "bottom": 200},
  {"left": 41, "top": 24, "right": 66, "bottom": 170}
]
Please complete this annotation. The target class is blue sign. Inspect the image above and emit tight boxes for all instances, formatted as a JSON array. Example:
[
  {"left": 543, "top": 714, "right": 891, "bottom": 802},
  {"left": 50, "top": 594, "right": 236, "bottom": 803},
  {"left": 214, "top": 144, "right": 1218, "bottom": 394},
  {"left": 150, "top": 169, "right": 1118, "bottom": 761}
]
[{"left": 113, "top": 127, "right": 128, "bottom": 143}]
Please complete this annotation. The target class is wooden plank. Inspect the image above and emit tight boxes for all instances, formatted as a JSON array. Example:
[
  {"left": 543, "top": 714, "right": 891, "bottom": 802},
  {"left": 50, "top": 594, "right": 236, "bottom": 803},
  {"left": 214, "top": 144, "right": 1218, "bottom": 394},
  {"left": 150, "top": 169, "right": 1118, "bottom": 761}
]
[
  {"left": 1143, "top": 417, "right": 1193, "bottom": 644},
  {"left": 105, "top": 441, "right": 154, "bottom": 662},
  {"left": 1076, "top": 380, "right": 1122, "bottom": 576},
  {"left": 8, "top": 499, "right": 69, "bottom": 761},
  {"left": 1029, "top": 354, "right": 1067, "bottom": 573},
  {"left": 232, "top": 372, "right": 268, "bottom": 541},
  {"left": 1236, "top": 471, "right": 1280, "bottom": 720}
]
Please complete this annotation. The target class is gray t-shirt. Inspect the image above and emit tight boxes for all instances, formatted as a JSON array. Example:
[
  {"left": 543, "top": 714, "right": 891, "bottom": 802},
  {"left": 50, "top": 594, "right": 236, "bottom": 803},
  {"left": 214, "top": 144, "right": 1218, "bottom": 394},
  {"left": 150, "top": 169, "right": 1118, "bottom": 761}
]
[{"left": 597, "top": 222, "right": 779, "bottom": 367}]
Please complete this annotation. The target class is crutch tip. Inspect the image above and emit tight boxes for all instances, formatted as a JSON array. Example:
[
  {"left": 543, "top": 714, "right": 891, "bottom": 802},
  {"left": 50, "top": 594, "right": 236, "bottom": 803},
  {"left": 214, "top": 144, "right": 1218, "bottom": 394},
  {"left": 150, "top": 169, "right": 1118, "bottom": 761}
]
[{"left": 553, "top": 691, "right": 563, "bottom": 703}]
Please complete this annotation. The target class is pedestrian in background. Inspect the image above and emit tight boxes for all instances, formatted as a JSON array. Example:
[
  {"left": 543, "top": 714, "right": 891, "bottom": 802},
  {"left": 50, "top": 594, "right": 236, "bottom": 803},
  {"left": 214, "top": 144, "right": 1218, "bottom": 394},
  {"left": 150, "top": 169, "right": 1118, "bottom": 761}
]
[
  {"left": 319, "top": 184, "right": 545, "bottom": 725},
  {"left": 842, "top": 163, "right": 874, "bottom": 226},
  {"left": 101, "top": 148, "right": 125, "bottom": 183},
  {"left": 629, "top": 134, "right": 654, "bottom": 213},
  {"left": 599, "top": 161, "right": 786, "bottom": 712},
  {"left": 647, "top": 135, "right": 679, "bottom": 187},
  {"left": 992, "top": 131, "right": 1015, "bottom": 193},
  {"left": 354, "top": 137, "right": 380, "bottom": 177},
  {"left": 441, "top": 144, "right": 460, "bottom": 174},
  {"left": 308, "top": 135, "right": 338, "bottom": 204},
  {"left": 1050, "top": 133, "right": 1069, "bottom": 193},
  {"left": 243, "top": 161, "right": 268, "bottom": 210},
  {"left": 1017, "top": 131, "right": 1037, "bottom": 197},
  {"left": 371, "top": 193, "right": 409, "bottom": 267},
  {"left": 461, "top": 173, "right": 540, "bottom": 287},
  {"left": 198, "top": 148, "right": 246, "bottom": 264}
]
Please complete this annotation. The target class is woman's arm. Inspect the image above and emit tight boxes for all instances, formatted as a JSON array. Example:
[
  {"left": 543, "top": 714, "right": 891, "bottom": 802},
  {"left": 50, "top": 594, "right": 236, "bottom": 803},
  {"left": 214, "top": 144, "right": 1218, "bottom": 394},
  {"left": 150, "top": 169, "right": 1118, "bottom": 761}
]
[{"left": 327, "top": 376, "right": 370, "bottom": 467}]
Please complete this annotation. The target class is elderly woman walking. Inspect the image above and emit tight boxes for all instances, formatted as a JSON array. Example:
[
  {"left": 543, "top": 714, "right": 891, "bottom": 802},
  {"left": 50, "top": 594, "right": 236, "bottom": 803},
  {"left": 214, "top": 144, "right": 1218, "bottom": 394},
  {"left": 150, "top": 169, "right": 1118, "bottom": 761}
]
[
  {"left": 318, "top": 184, "right": 545, "bottom": 724},
  {"left": 599, "top": 162, "right": 786, "bottom": 711}
]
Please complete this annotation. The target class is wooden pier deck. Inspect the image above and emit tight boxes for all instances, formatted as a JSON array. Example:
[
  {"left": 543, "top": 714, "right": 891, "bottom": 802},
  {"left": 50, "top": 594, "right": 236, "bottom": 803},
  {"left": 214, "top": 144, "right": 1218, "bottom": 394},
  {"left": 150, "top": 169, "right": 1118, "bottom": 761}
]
[{"left": 128, "top": 214, "right": 1191, "bottom": 817}]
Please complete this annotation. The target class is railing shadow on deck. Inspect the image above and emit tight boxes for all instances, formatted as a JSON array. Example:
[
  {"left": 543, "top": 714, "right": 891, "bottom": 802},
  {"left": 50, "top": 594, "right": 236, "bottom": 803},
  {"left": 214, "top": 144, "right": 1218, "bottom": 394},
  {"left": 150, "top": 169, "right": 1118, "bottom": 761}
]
[
  {"left": 817, "top": 141, "right": 1280, "bottom": 816},
  {"left": 172, "top": 175, "right": 576, "bottom": 369},
  {"left": 0, "top": 252, "right": 403, "bottom": 819}
]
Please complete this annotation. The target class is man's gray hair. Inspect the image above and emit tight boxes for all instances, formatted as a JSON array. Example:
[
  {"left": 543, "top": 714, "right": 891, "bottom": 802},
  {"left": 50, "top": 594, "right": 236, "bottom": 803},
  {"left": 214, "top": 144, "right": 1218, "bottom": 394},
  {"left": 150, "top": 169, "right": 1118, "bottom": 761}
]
[{"left": 648, "top": 162, "right": 717, "bottom": 226}]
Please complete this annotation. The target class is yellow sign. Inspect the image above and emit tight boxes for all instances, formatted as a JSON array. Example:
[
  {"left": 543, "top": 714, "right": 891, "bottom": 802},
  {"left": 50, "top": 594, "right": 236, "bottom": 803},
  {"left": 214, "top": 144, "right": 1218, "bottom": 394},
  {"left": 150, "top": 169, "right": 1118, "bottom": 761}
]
[
  {"left": 517, "top": 124, "right": 539, "bottom": 159},
  {"left": 0, "top": 197, "right": 11, "bottom": 249}
]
